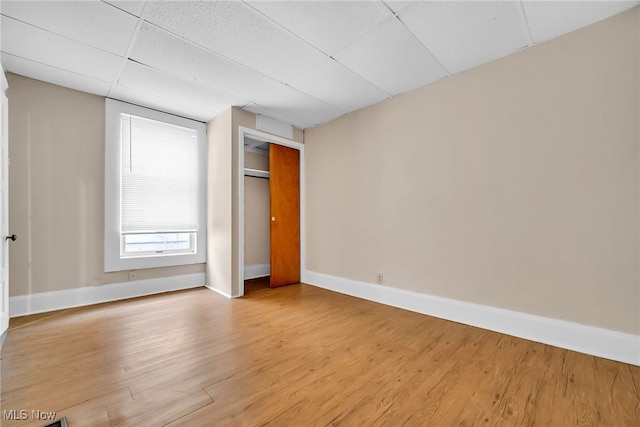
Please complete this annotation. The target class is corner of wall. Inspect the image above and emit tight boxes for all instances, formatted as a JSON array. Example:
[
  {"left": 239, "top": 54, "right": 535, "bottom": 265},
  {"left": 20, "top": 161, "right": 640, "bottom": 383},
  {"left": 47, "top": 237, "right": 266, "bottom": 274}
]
[{"left": 206, "top": 108, "right": 234, "bottom": 297}]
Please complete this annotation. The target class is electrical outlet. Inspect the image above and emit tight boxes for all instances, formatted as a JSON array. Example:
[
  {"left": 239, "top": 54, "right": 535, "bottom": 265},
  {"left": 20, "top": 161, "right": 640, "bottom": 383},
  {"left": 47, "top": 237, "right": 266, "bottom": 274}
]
[
  {"left": 129, "top": 271, "right": 138, "bottom": 281},
  {"left": 376, "top": 273, "right": 383, "bottom": 284}
]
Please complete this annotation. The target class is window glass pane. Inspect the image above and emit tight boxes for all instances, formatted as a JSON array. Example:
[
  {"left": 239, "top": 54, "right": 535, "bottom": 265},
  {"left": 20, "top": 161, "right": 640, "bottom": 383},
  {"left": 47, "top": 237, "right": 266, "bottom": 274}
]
[{"left": 123, "top": 233, "right": 194, "bottom": 254}]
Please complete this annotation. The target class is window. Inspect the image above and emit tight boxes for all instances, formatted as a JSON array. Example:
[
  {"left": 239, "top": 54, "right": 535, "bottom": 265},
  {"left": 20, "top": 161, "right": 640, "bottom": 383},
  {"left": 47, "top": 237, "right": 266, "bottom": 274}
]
[{"left": 105, "top": 99, "right": 206, "bottom": 272}]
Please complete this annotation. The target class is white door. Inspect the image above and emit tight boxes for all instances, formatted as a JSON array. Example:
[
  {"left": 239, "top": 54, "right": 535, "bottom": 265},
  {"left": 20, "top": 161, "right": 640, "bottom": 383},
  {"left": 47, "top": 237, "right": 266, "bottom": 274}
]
[{"left": 0, "top": 69, "right": 9, "bottom": 337}]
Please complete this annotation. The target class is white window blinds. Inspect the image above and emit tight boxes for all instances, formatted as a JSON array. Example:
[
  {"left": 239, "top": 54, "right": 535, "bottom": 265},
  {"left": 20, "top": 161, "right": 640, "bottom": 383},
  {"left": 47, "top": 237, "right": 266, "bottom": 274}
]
[{"left": 120, "top": 113, "right": 199, "bottom": 233}]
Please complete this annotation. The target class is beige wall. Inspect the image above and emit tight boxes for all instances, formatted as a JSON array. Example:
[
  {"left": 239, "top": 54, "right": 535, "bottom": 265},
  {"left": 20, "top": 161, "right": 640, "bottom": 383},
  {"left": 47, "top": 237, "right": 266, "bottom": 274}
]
[
  {"left": 244, "top": 150, "right": 269, "bottom": 170},
  {"left": 305, "top": 8, "right": 639, "bottom": 334},
  {"left": 205, "top": 108, "right": 233, "bottom": 296},
  {"left": 7, "top": 74, "right": 204, "bottom": 297},
  {"left": 244, "top": 152, "right": 270, "bottom": 267}
]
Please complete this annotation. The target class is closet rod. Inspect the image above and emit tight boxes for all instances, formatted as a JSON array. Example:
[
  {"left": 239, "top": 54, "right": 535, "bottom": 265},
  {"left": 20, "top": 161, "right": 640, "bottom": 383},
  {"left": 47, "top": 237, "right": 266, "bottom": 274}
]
[{"left": 244, "top": 168, "right": 270, "bottom": 179}]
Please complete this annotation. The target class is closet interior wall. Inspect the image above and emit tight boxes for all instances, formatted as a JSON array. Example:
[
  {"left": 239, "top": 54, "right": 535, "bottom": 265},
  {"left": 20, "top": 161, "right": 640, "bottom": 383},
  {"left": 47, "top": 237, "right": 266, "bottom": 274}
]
[{"left": 243, "top": 150, "right": 270, "bottom": 278}]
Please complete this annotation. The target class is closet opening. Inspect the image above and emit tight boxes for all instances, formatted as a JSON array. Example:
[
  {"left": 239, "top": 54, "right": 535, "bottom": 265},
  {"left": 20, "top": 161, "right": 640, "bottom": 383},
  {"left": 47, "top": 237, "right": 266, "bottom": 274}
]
[{"left": 238, "top": 127, "right": 305, "bottom": 297}]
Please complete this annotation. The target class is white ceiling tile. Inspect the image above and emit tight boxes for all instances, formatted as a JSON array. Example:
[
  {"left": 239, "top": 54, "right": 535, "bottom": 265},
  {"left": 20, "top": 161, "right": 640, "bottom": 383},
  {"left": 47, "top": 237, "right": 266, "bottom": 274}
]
[
  {"left": 334, "top": 16, "right": 448, "bottom": 96},
  {"left": 130, "top": 23, "right": 287, "bottom": 103},
  {"left": 1, "top": 16, "right": 122, "bottom": 83},
  {"left": 114, "top": 60, "right": 250, "bottom": 122},
  {"left": 522, "top": 1, "right": 639, "bottom": 43},
  {"left": 103, "top": 1, "right": 147, "bottom": 17},
  {"left": 247, "top": 0, "right": 393, "bottom": 55},
  {"left": 289, "top": 57, "right": 390, "bottom": 112},
  {"left": 143, "top": 1, "right": 325, "bottom": 83},
  {"left": 1, "top": 0, "right": 138, "bottom": 56},
  {"left": 398, "top": 1, "right": 530, "bottom": 74},
  {"left": 248, "top": 83, "right": 347, "bottom": 129},
  {"left": 1, "top": 52, "right": 112, "bottom": 96},
  {"left": 2, "top": 0, "right": 635, "bottom": 130}
]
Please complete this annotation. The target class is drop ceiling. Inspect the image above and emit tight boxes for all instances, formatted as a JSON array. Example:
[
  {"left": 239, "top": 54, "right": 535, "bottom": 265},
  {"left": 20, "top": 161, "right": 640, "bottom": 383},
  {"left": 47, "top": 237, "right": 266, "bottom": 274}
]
[{"left": 1, "top": 1, "right": 637, "bottom": 129}]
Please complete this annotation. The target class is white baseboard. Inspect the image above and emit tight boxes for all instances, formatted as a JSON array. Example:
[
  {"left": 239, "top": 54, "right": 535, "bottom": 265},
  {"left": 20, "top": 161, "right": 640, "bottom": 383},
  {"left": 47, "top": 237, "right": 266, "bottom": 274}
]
[
  {"left": 244, "top": 263, "right": 270, "bottom": 280},
  {"left": 205, "top": 285, "right": 235, "bottom": 299},
  {"left": 304, "top": 270, "right": 640, "bottom": 366},
  {"left": 9, "top": 273, "right": 205, "bottom": 317},
  {"left": 0, "top": 329, "right": 7, "bottom": 351}
]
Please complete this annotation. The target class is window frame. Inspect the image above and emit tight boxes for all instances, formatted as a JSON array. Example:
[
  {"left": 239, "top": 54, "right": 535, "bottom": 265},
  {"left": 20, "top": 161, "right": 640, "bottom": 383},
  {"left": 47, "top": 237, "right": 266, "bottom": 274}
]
[{"left": 105, "top": 99, "right": 207, "bottom": 272}]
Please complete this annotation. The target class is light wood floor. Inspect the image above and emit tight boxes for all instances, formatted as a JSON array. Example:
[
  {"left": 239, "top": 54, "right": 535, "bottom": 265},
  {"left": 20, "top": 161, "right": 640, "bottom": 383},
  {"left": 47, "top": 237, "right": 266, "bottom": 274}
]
[{"left": 1, "top": 279, "right": 639, "bottom": 426}]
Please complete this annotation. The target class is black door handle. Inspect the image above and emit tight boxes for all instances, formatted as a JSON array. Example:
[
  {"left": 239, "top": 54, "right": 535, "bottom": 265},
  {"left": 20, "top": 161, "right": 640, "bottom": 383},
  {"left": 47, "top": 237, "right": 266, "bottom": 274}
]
[{"left": 6, "top": 234, "right": 16, "bottom": 242}]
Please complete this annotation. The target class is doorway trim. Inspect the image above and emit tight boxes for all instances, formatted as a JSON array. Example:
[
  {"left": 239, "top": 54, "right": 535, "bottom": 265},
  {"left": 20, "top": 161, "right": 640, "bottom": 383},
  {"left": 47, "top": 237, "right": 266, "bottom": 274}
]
[
  {"left": 0, "top": 66, "right": 8, "bottom": 341},
  {"left": 238, "top": 126, "right": 304, "bottom": 297}
]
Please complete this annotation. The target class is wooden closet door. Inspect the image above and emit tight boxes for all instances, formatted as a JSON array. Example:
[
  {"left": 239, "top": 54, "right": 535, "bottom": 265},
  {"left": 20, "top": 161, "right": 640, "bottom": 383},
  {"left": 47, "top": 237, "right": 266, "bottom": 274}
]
[{"left": 269, "top": 144, "right": 300, "bottom": 287}]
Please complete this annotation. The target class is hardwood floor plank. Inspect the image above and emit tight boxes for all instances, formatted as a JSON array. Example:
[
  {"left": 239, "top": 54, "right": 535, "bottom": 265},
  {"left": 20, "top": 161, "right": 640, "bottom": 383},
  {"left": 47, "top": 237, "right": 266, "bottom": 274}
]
[
  {"left": 54, "top": 387, "right": 133, "bottom": 427},
  {"left": 1, "top": 284, "right": 639, "bottom": 426},
  {"left": 163, "top": 404, "right": 216, "bottom": 427},
  {"left": 107, "top": 389, "right": 213, "bottom": 427}
]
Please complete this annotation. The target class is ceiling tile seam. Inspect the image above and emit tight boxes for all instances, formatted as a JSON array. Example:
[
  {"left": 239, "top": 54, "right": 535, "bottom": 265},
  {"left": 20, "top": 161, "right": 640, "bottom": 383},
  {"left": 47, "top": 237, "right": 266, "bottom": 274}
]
[
  {"left": 324, "top": 14, "right": 398, "bottom": 96},
  {"left": 0, "top": 14, "right": 126, "bottom": 59},
  {"left": 380, "top": 0, "right": 410, "bottom": 16},
  {"left": 392, "top": 13, "right": 452, "bottom": 77},
  {"left": 325, "top": 56, "right": 393, "bottom": 98},
  {"left": 100, "top": 0, "right": 144, "bottom": 19},
  {"left": 517, "top": 1, "right": 534, "bottom": 47},
  {"left": 327, "top": 13, "right": 446, "bottom": 98},
  {"left": 240, "top": 0, "right": 335, "bottom": 59},
  {"left": 123, "top": 57, "right": 253, "bottom": 108},
  {"left": 276, "top": 81, "right": 352, "bottom": 115},
  {"left": 238, "top": 0, "right": 335, "bottom": 79},
  {"left": 0, "top": 51, "right": 114, "bottom": 85},
  {"left": 380, "top": 0, "right": 399, "bottom": 16},
  {"left": 135, "top": 18, "right": 303, "bottom": 94},
  {"left": 107, "top": 7, "right": 147, "bottom": 96},
  {"left": 239, "top": 1, "right": 400, "bottom": 82}
]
